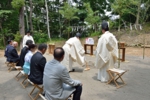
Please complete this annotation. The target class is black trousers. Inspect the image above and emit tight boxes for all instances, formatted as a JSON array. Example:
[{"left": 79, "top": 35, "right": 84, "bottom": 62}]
[{"left": 73, "top": 85, "right": 82, "bottom": 100}]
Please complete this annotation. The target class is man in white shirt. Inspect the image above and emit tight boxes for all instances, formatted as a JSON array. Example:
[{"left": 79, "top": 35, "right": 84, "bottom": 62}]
[
  {"left": 23, "top": 30, "right": 35, "bottom": 47},
  {"left": 95, "top": 21, "right": 118, "bottom": 82}
]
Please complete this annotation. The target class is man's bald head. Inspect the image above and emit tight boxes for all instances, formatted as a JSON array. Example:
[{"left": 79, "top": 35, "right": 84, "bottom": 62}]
[
  {"left": 53, "top": 47, "right": 65, "bottom": 61},
  {"left": 12, "top": 41, "right": 18, "bottom": 48}
]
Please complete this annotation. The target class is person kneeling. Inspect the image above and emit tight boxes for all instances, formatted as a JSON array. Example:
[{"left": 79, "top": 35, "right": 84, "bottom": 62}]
[{"left": 43, "top": 47, "right": 82, "bottom": 100}]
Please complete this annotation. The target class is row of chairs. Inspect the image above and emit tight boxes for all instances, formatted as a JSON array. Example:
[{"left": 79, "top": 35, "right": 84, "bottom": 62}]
[
  {"left": 6, "top": 62, "right": 72, "bottom": 100},
  {"left": 5, "top": 62, "right": 47, "bottom": 100}
]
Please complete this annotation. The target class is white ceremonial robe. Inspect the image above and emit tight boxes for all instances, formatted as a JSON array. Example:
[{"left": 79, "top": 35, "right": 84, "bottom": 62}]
[
  {"left": 95, "top": 31, "right": 118, "bottom": 82},
  {"left": 23, "top": 35, "right": 35, "bottom": 47},
  {"left": 62, "top": 37, "right": 85, "bottom": 71}
]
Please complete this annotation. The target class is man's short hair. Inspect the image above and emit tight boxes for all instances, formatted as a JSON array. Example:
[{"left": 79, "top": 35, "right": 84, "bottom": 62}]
[
  {"left": 26, "top": 40, "right": 33, "bottom": 46},
  {"left": 101, "top": 21, "right": 109, "bottom": 31},
  {"left": 38, "top": 44, "right": 47, "bottom": 51},
  {"left": 53, "top": 47, "right": 64, "bottom": 59},
  {"left": 7, "top": 40, "right": 12, "bottom": 44}
]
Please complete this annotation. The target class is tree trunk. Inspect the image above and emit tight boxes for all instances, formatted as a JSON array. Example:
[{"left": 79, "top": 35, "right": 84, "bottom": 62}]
[
  {"left": 0, "top": 21, "right": 5, "bottom": 46},
  {"left": 25, "top": 5, "right": 29, "bottom": 30},
  {"left": 135, "top": 1, "right": 141, "bottom": 25},
  {"left": 68, "top": 20, "right": 70, "bottom": 39},
  {"left": 45, "top": 0, "right": 51, "bottom": 40},
  {"left": 3, "top": 35, "right": 5, "bottom": 46},
  {"left": 0, "top": 22, "right": 2, "bottom": 30},
  {"left": 59, "top": 11, "right": 61, "bottom": 37},
  {"left": 19, "top": 6, "right": 25, "bottom": 36},
  {"left": 29, "top": 0, "right": 33, "bottom": 32},
  {"left": 19, "top": 6, "right": 25, "bottom": 49},
  {"left": 118, "top": 19, "right": 121, "bottom": 31}
]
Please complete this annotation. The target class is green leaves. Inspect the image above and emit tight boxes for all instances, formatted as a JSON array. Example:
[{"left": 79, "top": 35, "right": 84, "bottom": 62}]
[
  {"left": 33, "top": 31, "right": 49, "bottom": 43},
  {"left": 59, "top": 2, "right": 79, "bottom": 38},
  {"left": 111, "top": 0, "right": 150, "bottom": 24},
  {"left": 59, "top": 3, "right": 79, "bottom": 21},
  {"left": 14, "top": 31, "right": 22, "bottom": 43},
  {"left": 0, "top": 10, "right": 12, "bottom": 15},
  {"left": 84, "top": 3, "right": 100, "bottom": 25},
  {"left": 11, "top": 0, "right": 24, "bottom": 10},
  {"left": 0, "top": 10, "right": 12, "bottom": 19}
]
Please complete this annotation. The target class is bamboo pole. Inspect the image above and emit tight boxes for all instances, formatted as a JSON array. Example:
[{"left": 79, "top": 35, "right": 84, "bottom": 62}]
[{"left": 143, "top": 32, "right": 146, "bottom": 59}]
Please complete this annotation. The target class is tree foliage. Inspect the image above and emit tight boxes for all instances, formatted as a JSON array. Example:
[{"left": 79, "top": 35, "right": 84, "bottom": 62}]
[
  {"left": 11, "top": 0, "right": 25, "bottom": 10},
  {"left": 111, "top": 0, "right": 150, "bottom": 25},
  {"left": 59, "top": 2, "right": 79, "bottom": 38},
  {"left": 84, "top": 3, "right": 100, "bottom": 25},
  {"left": 0, "top": 0, "right": 149, "bottom": 48}
]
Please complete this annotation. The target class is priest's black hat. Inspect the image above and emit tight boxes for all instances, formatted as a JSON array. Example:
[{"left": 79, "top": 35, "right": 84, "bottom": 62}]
[
  {"left": 101, "top": 21, "right": 109, "bottom": 31},
  {"left": 76, "top": 32, "right": 81, "bottom": 38}
]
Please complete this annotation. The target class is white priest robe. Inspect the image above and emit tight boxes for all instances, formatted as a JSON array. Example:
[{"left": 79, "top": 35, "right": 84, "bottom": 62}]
[
  {"left": 95, "top": 31, "right": 118, "bottom": 82},
  {"left": 61, "top": 37, "right": 85, "bottom": 71},
  {"left": 23, "top": 35, "right": 35, "bottom": 47}
]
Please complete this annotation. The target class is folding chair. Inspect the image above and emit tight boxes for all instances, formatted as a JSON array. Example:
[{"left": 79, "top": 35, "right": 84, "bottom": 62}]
[
  {"left": 28, "top": 83, "right": 43, "bottom": 100},
  {"left": 7, "top": 62, "right": 16, "bottom": 72},
  {"left": 39, "top": 93, "right": 47, "bottom": 100},
  {"left": 66, "top": 95, "right": 72, "bottom": 100},
  {"left": 39, "top": 89, "right": 72, "bottom": 100},
  {"left": 107, "top": 68, "right": 128, "bottom": 88},
  {"left": 39, "top": 93, "right": 72, "bottom": 100},
  {"left": 15, "top": 70, "right": 25, "bottom": 81},
  {"left": 7, "top": 62, "right": 21, "bottom": 72},
  {"left": 5, "top": 61, "right": 9, "bottom": 66},
  {"left": 20, "top": 73, "right": 29, "bottom": 88},
  {"left": 15, "top": 66, "right": 22, "bottom": 70}
]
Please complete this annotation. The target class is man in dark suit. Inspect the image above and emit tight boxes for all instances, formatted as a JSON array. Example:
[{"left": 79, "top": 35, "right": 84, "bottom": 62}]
[
  {"left": 28, "top": 44, "right": 47, "bottom": 84},
  {"left": 19, "top": 40, "right": 33, "bottom": 67},
  {"left": 4, "top": 40, "right": 13, "bottom": 58},
  {"left": 7, "top": 41, "right": 20, "bottom": 63}
]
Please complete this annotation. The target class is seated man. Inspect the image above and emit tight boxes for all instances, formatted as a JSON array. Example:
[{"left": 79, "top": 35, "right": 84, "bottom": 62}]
[
  {"left": 43, "top": 47, "right": 82, "bottom": 100},
  {"left": 19, "top": 40, "right": 33, "bottom": 67},
  {"left": 61, "top": 32, "right": 87, "bottom": 72},
  {"left": 28, "top": 44, "right": 47, "bottom": 84},
  {"left": 7, "top": 41, "right": 20, "bottom": 64},
  {"left": 4, "top": 40, "right": 13, "bottom": 58}
]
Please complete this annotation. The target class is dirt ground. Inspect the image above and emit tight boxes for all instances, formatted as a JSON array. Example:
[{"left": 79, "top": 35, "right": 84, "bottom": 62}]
[{"left": 1, "top": 47, "right": 150, "bottom": 57}]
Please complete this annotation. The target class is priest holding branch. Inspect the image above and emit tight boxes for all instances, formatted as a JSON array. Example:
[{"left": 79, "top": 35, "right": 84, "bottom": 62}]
[
  {"left": 61, "top": 33, "right": 90, "bottom": 72},
  {"left": 95, "top": 21, "right": 118, "bottom": 82}
]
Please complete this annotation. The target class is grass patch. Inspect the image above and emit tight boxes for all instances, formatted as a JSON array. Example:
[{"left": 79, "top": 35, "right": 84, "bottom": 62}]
[{"left": 47, "top": 38, "right": 66, "bottom": 44}]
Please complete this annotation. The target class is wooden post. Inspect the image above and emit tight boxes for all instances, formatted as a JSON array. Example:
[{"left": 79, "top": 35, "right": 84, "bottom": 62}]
[
  {"left": 49, "top": 44, "right": 55, "bottom": 54},
  {"left": 143, "top": 32, "right": 146, "bottom": 59},
  {"left": 118, "top": 41, "right": 120, "bottom": 68}
]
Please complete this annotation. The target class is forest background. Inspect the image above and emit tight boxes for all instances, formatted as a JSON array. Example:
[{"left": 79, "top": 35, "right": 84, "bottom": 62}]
[{"left": 0, "top": 0, "right": 150, "bottom": 49}]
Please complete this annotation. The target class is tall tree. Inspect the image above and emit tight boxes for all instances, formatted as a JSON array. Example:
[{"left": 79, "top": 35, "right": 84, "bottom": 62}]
[
  {"left": 84, "top": 3, "right": 100, "bottom": 32},
  {"left": 0, "top": 10, "right": 12, "bottom": 46},
  {"left": 45, "top": 0, "right": 51, "bottom": 39},
  {"left": 59, "top": 2, "right": 79, "bottom": 38},
  {"left": 111, "top": 0, "right": 150, "bottom": 25},
  {"left": 29, "top": 0, "right": 33, "bottom": 32},
  {"left": 11, "top": 0, "right": 25, "bottom": 36}
]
